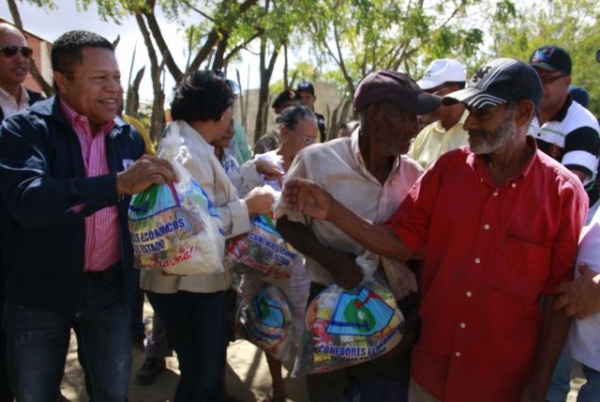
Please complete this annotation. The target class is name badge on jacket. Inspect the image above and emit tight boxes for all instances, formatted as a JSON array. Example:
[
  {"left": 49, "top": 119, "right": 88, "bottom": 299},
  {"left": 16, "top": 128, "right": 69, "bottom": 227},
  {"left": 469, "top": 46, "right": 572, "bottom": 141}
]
[{"left": 122, "top": 159, "right": 134, "bottom": 170}]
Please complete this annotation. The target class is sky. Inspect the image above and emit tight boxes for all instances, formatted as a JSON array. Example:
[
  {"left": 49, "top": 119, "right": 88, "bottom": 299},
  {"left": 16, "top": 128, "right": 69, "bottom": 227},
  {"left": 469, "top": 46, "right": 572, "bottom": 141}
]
[{"left": 0, "top": 1, "right": 266, "bottom": 102}]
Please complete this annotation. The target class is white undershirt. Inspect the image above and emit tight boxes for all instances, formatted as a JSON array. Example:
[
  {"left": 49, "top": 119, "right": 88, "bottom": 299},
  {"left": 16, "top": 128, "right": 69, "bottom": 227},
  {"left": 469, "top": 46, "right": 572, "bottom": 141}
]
[{"left": 567, "top": 207, "right": 600, "bottom": 371}]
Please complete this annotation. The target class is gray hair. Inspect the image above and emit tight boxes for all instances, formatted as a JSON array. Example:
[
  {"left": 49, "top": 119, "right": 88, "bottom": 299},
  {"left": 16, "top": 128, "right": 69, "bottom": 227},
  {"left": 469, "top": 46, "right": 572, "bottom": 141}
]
[{"left": 275, "top": 105, "right": 317, "bottom": 131}]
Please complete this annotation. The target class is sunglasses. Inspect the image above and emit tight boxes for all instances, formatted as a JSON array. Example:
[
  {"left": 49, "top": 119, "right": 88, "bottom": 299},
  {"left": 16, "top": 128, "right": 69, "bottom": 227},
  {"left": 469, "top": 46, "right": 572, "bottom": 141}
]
[{"left": 0, "top": 45, "right": 33, "bottom": 58}]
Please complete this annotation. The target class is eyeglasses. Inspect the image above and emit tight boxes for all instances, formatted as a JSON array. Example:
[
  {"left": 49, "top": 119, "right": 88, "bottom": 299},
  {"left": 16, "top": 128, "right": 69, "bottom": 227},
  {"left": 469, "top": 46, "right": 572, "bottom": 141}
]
[
  {"left": 0, "top": 45, "right": 33, "bottom": 58},
  {"left": 539, "top": 74, "right": 566, "bottom": 85},
  {"left": 293, "top": 132, "right": 317, "bottom": 145}
]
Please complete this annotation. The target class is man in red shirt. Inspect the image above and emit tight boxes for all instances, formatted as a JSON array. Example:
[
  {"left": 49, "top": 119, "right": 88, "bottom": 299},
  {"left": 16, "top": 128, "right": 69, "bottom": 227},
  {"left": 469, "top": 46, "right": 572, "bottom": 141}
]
[{"left": 281, "top": 58, "right": 587, "bottom": 401}]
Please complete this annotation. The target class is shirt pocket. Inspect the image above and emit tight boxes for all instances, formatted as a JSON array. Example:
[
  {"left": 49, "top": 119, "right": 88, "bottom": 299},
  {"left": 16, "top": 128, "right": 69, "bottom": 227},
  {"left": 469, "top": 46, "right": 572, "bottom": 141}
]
[{"left": 492, "top": 236, "right": 551, "bottom": 301}]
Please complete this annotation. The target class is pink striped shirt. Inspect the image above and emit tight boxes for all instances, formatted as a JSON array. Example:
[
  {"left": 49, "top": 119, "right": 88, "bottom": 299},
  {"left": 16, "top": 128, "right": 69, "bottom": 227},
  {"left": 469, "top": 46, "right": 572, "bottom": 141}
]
[{"left": 61, "top": 100, "right": 121, "bottom": 272}]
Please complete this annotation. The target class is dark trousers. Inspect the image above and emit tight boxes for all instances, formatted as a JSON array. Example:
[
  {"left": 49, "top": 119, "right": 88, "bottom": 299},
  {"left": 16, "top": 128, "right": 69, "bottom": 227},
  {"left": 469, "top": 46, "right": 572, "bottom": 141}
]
[
  {"left": 147, "top": 290, "right": 227, "bottom": 402},
  {"left": 0, "top": 303, "right": 13, "bottom": 402},
  {"left": 131, "top": 270, "right": 146, "bottom": 339},
  {"left": 6, "top": 266, "right": 131, "bottom": 402}
]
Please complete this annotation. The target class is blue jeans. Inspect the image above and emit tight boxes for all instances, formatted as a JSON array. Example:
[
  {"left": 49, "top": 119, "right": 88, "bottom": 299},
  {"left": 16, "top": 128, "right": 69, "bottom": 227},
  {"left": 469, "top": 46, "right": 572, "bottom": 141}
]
[
  {"left": 147, "top": 290, "right": 226, "bottom": 402},
  {"left": 578, "top": 365, "right": 600, "bottom": 402},
  {"left": 131, "top": 270, "right": 146, "bottom": 339},
  {"left": 546, "top": 351, "right": 573, "bottom": 401},
  {"left": 6, "top": 266, "right": 131, "bottom": 402},
  {"left": 0, "top": 303, "right": 13, "bottom": 402}
]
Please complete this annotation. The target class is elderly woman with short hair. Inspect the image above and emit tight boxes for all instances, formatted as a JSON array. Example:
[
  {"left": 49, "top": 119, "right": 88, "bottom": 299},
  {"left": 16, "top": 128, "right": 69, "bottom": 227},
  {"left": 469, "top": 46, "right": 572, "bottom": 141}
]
[{"left": 141, "top": 70, "right": 273, "bottom": 402}]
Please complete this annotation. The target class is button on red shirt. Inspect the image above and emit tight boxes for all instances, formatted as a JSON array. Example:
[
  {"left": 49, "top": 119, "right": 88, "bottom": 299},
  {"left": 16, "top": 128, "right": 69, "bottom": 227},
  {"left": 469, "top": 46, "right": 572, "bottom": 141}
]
[
  {"left": 61, "top": 100, "right": 120, "bottom": 272},
  {"left": 386, "top": 140, "right": 587, "bottom": 401}
]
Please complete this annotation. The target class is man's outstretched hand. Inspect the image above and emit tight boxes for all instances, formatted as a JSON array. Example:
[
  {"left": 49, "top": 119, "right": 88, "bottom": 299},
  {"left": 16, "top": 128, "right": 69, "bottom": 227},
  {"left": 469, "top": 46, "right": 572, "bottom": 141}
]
[{"left": 282, "top": 178, "right": 334, "bottom": 220}]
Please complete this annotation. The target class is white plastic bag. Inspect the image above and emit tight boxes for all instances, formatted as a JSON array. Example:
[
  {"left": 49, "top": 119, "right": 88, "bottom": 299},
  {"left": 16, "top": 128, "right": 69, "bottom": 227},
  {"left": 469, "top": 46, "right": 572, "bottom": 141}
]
[
  {"left": 128, "top": 127, "right": 225, "bottom": 275},
  {"left": 225, "top": 214, "right": 298, "bottom": 286},
  {"left": 292, "top": 257, "right": 404, "bottom": 376},
  {"left": 237, "top": 286, "right": 293, "bottom": 360}
]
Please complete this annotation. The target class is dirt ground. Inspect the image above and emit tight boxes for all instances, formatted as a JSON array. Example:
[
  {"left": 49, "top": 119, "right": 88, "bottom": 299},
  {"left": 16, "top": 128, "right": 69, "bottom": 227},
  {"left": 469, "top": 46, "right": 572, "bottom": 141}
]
[
  {"left": 61, "top": 338, "right": 309, "bottom": 402},
  {"left": 60, "top": 302, "right": 308, "bottom": 402},
  {"left": 59, "top": 301, "right": 584, "bottom": 402}
]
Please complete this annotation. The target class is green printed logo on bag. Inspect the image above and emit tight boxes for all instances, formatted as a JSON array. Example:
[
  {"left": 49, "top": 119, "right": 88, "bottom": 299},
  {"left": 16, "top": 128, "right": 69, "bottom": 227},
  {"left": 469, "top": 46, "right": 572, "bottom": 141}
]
[
  {"left": 128, "top": 179, "right": 224, "bottom": 274},
  {"left": 129, "top": 182, "right": 180, "bottom": 219},
  {"left": 329, "top": 288, "right": 394, "bottom": 336}
]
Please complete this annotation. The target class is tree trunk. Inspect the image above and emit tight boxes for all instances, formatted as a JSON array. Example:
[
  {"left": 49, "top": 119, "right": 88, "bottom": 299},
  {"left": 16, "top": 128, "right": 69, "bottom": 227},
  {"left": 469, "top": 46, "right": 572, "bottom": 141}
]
[
  {"left": 211, "top": 34, "right": 229, "bottom": 71},
  {"left": 134, "top": 10, "right": 165, "bottom": 143},
  {"left": 143, "top": 8, "right": 183, "bottom": 81},
  {"left": 329, "top": 98, "right": 353, "bottom": 140},
  {"left": 253, "top": 35, "right": 280, "bottom": 143},
  {"left": 283, "top": 42, "right": 288, "bottom": 88},
  {"left": 125, "top": 67, "right": 145, "bottom": 117},
  {"left": 150, "top": 83, "right": 165, "bottom": 142}
]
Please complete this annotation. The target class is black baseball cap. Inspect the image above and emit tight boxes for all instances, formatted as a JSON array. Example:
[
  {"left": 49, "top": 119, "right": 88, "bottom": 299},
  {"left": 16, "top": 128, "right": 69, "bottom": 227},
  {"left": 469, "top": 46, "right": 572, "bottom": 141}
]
[
  {"left": 442, "top": 58, "right": 543, "bottom": 111},
  {"left": 296, "top": 82, "right": 315, "bottom": 95},
  {"left": 271, "top": 89, "right": 297, "bottom": 109},
  {"left": 529, "top": 45, "right": 572, "bottom": 75},
  {"left": 353, "top": 70, "right": 441, "bottom": 114}
]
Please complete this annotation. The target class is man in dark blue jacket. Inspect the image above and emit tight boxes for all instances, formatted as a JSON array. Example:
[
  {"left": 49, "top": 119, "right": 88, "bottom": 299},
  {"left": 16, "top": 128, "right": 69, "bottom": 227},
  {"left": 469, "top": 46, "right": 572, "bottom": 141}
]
[
  {"left": 0, "top": 21, "right": 45, "bottom": 402},
  {"left": 0, "top": 30, "right": 175, "bottom": 401}
]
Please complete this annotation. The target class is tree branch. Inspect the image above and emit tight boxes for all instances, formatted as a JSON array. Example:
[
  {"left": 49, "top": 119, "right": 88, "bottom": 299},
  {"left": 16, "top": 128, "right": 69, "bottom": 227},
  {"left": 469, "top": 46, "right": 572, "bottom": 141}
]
[
  {"left": 187, "top": 30, "right": 220, "bottom": 72},
  {"left": 179, "top": 0, "right": 218, "bottom": 23},
  {"left": 141, "top": 6, "right": 183, "bottom": 81},
  {"left": 223, "top": 29, "right": 264, "bottom": 63}
]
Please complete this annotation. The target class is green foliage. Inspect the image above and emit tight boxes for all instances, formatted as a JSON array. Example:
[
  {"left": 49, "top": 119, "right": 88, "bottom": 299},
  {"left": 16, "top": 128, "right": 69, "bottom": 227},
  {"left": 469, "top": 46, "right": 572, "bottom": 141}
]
[
  {"left": 136, "top": 101, "right": 153, "bottom": 127},
  {"left": 285, "top": 62, "right": 320, "bottom": 87},
  {"left": 21, "top": 0, "right": 600, "bottom": 129},
  {"left": 425, "top": 27, "right": 483, "bottom": 60},
  {"left": 490, "top": 0, "right": 600, "bottom": 115},
  {"left": 21, "top": 0, "right": 56, "bottom": 9},
  {"left": 301, "top": 0, "right": 495, "bottom": 98},
  {"left": 76, "top": 0, "right": 127, "bottom": 23},
  {"left": 494, "top": 0, "right": 516, "bottom": 23}
]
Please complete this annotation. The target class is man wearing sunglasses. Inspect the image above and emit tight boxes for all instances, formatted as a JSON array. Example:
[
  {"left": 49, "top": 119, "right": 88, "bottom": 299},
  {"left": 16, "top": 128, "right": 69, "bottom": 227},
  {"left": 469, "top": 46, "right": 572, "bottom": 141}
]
[
  {"left": 408, "top": 58, "right": 469, "bottom": 169},
  {"left": 0, "top": 21, "right": 44, "bottom": 402},
  {"left": 528, "top": 45, "right": 600, "bottom": 207},
  {"left": 0, "top": 22, "right": 43, "bottom": 121}
]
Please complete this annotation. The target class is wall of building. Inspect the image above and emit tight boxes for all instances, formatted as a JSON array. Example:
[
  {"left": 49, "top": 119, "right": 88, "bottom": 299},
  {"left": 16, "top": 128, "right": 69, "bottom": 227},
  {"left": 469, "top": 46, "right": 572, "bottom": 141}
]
[
  {"left": 234, "top": 81, "right": 346, "bottom": 145},
  {"left": 0, "top": 18, "right": 52, "bottom": 96},
  {"left": 23, "top": 36, "right": 52, "bottom": 94}
]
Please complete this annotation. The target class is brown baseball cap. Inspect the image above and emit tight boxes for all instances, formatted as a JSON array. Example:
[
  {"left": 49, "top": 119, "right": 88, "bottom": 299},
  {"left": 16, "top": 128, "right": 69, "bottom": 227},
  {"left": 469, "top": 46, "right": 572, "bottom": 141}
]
[{"left": 353, "top": 70, "right": 441, "bottom": 114}]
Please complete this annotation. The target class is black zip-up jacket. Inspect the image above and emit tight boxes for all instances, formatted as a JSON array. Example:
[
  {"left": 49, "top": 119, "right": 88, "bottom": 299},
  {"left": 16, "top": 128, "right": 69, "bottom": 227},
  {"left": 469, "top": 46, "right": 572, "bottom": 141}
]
[
  {"left": 0, "top": 95, "right": 144, "bottom": 317},
  {"left": 0, "top": 89, "right": 44, "bottom": 306}
]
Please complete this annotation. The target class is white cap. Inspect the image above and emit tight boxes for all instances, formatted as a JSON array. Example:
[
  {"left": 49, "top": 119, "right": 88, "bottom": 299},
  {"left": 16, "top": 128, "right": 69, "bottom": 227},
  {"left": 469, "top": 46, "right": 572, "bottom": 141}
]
[{"left": 417, "top": 59, "right": 466, "bottom": 90}]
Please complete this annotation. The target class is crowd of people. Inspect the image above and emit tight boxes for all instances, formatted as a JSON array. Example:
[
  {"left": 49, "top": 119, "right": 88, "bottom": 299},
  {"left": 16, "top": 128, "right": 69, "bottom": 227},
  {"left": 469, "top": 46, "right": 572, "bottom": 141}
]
[{"left": 0, "top": 20, "right": 599, "bottom": 402}]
